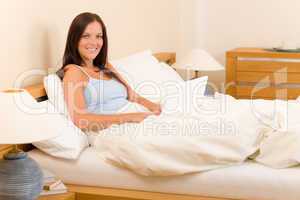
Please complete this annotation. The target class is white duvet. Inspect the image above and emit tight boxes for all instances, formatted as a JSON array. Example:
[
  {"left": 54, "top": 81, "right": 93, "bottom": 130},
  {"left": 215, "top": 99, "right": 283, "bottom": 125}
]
[{"left": 92, "top": 93, "right": 300, "bottom": 176}]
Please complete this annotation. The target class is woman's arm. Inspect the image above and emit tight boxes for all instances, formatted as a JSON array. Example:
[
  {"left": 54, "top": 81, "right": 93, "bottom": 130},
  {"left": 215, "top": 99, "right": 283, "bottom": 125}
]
[
  {"left": 63, "top": 65, "right": 153, "bottom": 131},
  {"left": 106, "top": 62, "right": 161, "bottom": 115},
  {"left": 135, "top": 95, "right": 162, "bottom": 115}
]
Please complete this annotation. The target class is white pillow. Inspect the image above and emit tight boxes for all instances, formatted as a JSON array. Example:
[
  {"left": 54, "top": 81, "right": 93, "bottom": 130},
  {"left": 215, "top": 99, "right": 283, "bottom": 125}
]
[
  {"left": 185, "top": 76, "right": 208, "bottom": 96},
  {"left": 44, "top": 74, "right": 69, "bottom": 117},
  {"left": 111, "top": 50, "right": 157, "bottom": 86},
  {"left": 159, "top": 62, "right": 184, "bottom": 82},
  {"left": 33, "top": 100, "right": 89, "bottom": 159},
  {"left": 111, "top": 50, "right": 184, "bottom": 86},
  {"left": 160, "top": 76, "right": 208, "bottom": 114},
  {"left": 110, "top": 50, "right": 185, "bottom": 101}
]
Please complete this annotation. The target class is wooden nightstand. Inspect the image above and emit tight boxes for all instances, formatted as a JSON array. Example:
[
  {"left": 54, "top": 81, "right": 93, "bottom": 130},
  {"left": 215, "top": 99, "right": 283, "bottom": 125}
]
[
  {"left": 226, "top": 48, "right": 300, "bottom": 99},
  {"left": 38, "top": 192, "right": 75, "bottom": 200}
]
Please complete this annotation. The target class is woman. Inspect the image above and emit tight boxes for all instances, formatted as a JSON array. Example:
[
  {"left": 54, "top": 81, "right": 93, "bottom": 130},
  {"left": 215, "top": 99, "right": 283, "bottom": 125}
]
[{"left": 58, "top": 12, "right": 161, "bottom": 131}]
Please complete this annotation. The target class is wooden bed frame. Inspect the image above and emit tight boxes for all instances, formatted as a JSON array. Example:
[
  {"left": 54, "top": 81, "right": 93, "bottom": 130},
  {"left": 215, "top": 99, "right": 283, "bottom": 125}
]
[{"left": 0, "top": 52, "right": 234, "bottom": 200}]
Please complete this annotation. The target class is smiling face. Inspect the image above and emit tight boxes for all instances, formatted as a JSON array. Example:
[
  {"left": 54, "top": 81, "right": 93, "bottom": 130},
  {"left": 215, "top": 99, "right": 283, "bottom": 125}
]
[{"left": 78, "top": 21, "right": 103, "bottom": 65}]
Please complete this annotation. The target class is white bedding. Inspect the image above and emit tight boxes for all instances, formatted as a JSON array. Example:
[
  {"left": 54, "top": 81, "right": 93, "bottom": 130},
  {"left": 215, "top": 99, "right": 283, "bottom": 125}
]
[
  {"left": 29, "top": 148, "right": 300, "bottom": 200},
  {"left": 92, "top": 93, "right": 300, "bottom": 176}
]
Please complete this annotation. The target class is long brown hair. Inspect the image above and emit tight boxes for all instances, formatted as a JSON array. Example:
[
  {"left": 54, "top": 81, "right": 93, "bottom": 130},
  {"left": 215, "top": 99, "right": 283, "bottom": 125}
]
[{"left": 57, "top": 12, "right": 108, "bottom": 79}]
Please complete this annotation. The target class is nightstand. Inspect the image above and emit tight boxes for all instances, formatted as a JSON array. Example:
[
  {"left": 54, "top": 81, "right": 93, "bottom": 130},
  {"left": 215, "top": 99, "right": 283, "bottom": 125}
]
[
  {"left": 38, "top": 192, "right": 75, "bottom": 200},
  {"left": 226, "top": 48, "right": 300, "bottom": 99}
]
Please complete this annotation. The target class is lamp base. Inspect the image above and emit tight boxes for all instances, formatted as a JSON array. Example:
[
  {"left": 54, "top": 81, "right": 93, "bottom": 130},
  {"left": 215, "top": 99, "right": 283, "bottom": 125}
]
[{"left": 0, "top": 150, "right": 43, "bottom": 200}]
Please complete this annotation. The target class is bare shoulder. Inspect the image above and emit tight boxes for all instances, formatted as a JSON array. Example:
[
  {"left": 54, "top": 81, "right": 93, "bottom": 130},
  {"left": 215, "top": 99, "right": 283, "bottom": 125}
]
[
  {"left": 106, "top": 62, "right": 113, "bottom": 67},
  {"left": 64, "top": 64, "right": 82, "bottom": 73},
  {"left": 106, "top": 62, "right": 117, "bottom": 69},
  {"left": 106, "top": 62, "right": 117, "bottom": 73},
  {"left": 63, "top": 64, "right": 87, "bottom": 83}
]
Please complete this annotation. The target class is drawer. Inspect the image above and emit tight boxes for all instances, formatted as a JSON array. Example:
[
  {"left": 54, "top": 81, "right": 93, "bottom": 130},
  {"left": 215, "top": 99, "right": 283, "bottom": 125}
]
[
  {"left": 236, "top": 60, "right": 300, "bottom": 73},
  {"left": 226, "top": 48, "right": 300, "bottom": 100},
  {"left": 236, "top": 85, "right": 300, "bottom": 99},
  {"left": 236, "top": 72, "right": 300, "bottom": 84}
]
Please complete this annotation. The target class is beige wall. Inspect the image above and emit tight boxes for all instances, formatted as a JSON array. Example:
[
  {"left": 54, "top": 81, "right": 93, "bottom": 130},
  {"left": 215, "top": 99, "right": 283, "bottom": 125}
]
[
  {"left": 4, "top": 0, "right": 299, "bottom": 89},
  {"left": 0, "top": 0, "right": 179, "bottom": 88},
  {"left": 198, "top": 0, "right": 300, "bottom": 63},
  {"left": 178, "top": 0, "right": 300, "bottom": 89}
]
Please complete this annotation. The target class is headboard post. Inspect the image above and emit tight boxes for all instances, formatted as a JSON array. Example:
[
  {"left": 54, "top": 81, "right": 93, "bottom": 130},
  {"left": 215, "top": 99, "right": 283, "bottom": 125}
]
[{"left": 153, "top": 52, "right": 176, "bottom": 65}]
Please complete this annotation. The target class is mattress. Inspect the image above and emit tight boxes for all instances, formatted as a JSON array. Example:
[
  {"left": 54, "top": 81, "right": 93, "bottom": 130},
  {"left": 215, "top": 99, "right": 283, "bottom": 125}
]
[{"left": 29, "top": 148, "right": 300, "bottom": 200}]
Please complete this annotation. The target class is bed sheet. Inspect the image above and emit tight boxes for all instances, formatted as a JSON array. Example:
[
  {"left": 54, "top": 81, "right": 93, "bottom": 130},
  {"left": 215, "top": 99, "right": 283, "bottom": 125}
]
[{"left": 29, "top": 148, "right": 300, "bottom": 200}]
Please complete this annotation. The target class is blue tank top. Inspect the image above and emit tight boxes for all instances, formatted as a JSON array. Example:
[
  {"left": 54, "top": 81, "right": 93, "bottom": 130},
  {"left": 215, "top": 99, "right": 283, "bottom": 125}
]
[{"left": 74, "top": 66, "right": 129, "bottom": 114}]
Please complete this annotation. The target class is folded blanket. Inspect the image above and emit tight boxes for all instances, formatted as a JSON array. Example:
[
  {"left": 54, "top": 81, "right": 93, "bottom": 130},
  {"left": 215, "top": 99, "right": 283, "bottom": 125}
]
[
  {"left": 92, "top": 93, "right": 300, "bottom": 176},
  {"left": 254, "top": 99, "right": 300, "bottom": 168}
]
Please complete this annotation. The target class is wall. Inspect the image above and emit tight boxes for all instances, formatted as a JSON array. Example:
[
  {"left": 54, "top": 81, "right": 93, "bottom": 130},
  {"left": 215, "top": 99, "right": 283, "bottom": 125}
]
[
  {"left": 0, "top": 0, "right": 179, "bottom": 88},
  {"left": 3, "top": 0, "right": 298, "bottom": 89},
  {"left": 200, "top": 0, "right": 300, "bottom": 63},
  {"left": 178, "top": 0, "right": 300, "bottom": 89}
]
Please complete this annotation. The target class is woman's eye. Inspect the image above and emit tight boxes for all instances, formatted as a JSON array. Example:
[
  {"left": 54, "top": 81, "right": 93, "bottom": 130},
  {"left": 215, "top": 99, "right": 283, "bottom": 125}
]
[
  {"left": 82, "top": 35, "right": 89, "bottom": 38},
  {"left": 97, "top": 35, "right": 103, "bottom": 39}
]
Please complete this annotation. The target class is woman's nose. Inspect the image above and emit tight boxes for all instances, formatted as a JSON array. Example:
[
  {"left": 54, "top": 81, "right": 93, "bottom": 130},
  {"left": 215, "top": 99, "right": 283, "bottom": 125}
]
[{"left": 88, "top": 37, "right": 99, "bottom": 45}]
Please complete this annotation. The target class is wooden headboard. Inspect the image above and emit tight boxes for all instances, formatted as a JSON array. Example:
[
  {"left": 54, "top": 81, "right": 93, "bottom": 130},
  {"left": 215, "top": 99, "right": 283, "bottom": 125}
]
[{"left": 0, "top": 52, "right": 176, "bottom": 157}]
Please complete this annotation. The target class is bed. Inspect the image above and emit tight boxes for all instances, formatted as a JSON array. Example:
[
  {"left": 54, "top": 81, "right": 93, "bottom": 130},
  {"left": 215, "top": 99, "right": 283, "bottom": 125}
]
[
  {"left": 1, "top": 52, "right": 300, "bottom": 200},
  {"left": 28, "top": 147, "right": 300, "bottom": 200}
]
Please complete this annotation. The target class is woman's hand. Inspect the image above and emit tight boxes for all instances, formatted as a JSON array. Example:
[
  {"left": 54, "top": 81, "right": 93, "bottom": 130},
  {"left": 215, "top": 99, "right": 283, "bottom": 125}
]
[
  {"left": 126, "top": 87, "right": 161, "bottom": 115},
  {"left": 146, "top": 102, "right": 162, "bottom": 115},
  {"left": 125, "top": 112, "right": 154, "bottom": 123}
]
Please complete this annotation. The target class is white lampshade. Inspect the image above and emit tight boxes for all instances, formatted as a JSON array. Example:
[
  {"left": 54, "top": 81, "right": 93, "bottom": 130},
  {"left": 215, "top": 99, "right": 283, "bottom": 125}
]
[
  {"left": 173, "top": 49, "right": 224, "bottom": 71},
  {"left": 0, "top": 89, "right": 64, "bottom": 144}
]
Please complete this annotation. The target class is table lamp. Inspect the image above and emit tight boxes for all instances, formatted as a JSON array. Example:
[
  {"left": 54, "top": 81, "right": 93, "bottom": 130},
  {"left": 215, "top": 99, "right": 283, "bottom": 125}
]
[
  {"left": 0, "top": 89, "right": 65, "bottom": 200},
  {"left": 173, "top": 49, "right": 224, "bottom": 76},
  {"left": 172, "top": 49, "right": 224, "bottom": 95}
]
